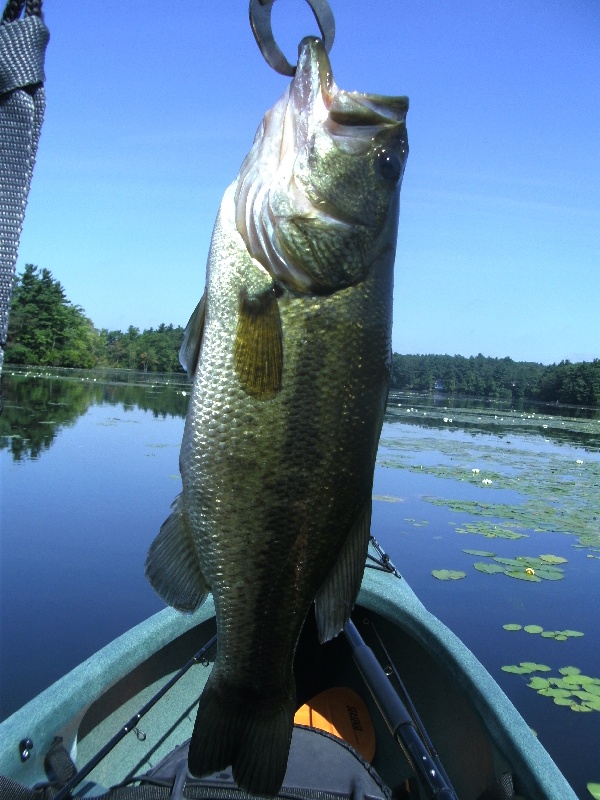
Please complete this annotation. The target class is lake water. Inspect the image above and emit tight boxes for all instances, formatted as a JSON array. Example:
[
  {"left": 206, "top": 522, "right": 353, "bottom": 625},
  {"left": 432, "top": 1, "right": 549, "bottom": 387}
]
[{"left": 1, "top": 368, "right": 599, "bottom": 797}]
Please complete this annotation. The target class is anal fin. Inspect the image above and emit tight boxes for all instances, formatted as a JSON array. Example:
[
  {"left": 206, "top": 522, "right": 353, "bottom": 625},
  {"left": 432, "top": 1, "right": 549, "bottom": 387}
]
[
  {"left": 145, "top": 494, "right": 209, "bottom": 612},
  {"left": 315, "top": 500, "right": 371, "bottom": 642}
]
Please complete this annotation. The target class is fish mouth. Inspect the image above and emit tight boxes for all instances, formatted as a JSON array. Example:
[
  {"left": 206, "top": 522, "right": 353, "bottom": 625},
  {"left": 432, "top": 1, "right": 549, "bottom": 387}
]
[
  {"left": 296, "top": 36, "right": 335, "bottom": 101},
  {"left": 234, "top": 36, "right": 408, "bottom": 295},
  {"left": 296, "top": 36, "right": 408, "bottom": 129},
  {"left": 287, "top": 37, "right": 408, "bottom": 235}
]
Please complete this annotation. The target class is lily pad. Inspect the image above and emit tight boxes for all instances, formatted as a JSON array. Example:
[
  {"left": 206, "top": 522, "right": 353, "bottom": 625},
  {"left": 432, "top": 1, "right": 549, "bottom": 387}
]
[
  {"left": 505, "top": 569, "right": 542, "bottom": 582},
  {"left": 528, "top": 677, "right": 550, "bottom": 689},
  {"left": 549, "top": 678, "right": 577, "bottom": 689},
  {"left": 456, "top": 521, "right": 527, "bottom": 540},
  {"left": 505, "top": 625, "right": 585, "bottom": 640},
  {"left": 520, "top": 662, "right": 552, "bottom": 672},
  {"left": 422, "top": 439, "right": 600, "bottom": 551},
  {"left": 474, "top": 562, "right": 505, "bottom": 574},
  {"left": 539, "top": 554, "right": 568, "bottom": 564},
  {"left": 504, "top": 663, "right": 600, "bottom": 713},
  {"left": 538, "top": 688, "right": 572, "bottom": 698},
  {"left": 502, "top": 662, "right": 551, "bottom": 674},
  {"left": 587, "top": 783, "right": 600, "bottom": 800},
  {"left": 432, "top": 569, "right": 466, "bottom": 581},
  {"left": 562, "top": 675, "right": 587, "bottom": 686},
  {"left": 493, "top": 557, "right": 526, "bottom": 566},
  {"left": 470, "top": 551, "right": 566, "bottom": 582},
  {"left": 533, "top": 568, "right": 564, "bottom": 581},
  {"left": 462, "top": 549, "right": 496, "bottom": 556},
  {"left": 573, "top": 694, "right": 600, "bottom": 709},
  {"left": 570, "top": 675, "right": 599, "bottom": 685}
]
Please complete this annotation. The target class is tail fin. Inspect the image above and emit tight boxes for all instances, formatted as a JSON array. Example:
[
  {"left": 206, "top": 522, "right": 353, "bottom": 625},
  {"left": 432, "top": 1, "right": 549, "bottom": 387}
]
[{"left": 188, "top": 671, "right": 294, "bottom": 797}]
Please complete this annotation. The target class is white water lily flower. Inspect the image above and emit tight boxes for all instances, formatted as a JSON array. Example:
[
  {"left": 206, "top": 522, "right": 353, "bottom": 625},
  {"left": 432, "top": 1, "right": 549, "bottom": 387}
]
[
  {"left": 482, "top": 478, "right": 493, "bottom": 485},
  {"left": 472, "top": 468, "right": 480, "bottom": 474},
  {"left": 576, "top": 459, "right": 584, "bottom": 465}
]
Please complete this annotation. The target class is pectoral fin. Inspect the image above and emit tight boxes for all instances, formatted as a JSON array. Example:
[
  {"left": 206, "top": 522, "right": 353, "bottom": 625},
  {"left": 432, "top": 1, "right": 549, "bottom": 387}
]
[
  {"left": 145, "top": 494, "right": 209, "bottom": 612},
  {"left": 314, "top": 500, "right": 371, "bottom": 642},
  {"left": 233, "top": 286, "right": 283, "bottom": 400},
  {"left": 179, "top": 293, "right": 206, "bottom": 378}
]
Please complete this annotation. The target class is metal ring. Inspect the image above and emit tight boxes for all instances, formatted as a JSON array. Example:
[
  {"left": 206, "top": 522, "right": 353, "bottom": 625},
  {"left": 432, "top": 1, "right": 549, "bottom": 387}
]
[{"left": 249, "top": 0, "right": 335, "bottom": 76}]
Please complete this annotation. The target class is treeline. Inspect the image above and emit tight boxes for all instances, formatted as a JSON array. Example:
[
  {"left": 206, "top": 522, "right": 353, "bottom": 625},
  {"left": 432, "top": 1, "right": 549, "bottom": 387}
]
[
  {"left": 5, "top": 266, "right": 600, "bottom": 406},
  {"left": 5, "top": 265, "right": 185, "bottom": 373},
  {"left": 390, "top": 353, "right": 600, "bottom": 406},
  {"left": 535, "top": 360, "right": 600, "bottom": 407},
  {"left": 102, "top": 325, "right": 185, "bottom": 373}
]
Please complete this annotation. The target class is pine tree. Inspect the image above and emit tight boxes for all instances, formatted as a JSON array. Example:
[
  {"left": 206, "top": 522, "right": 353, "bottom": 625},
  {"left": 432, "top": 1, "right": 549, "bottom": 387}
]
[{"left": 5, "top": 264, "right": 101, "bottom": 368}]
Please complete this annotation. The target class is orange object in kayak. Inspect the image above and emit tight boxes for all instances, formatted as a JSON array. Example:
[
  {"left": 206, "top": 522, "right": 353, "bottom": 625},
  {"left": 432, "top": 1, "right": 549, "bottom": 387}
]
[{"left": 294, "top": 687, "right": 376, "bottom": 763}]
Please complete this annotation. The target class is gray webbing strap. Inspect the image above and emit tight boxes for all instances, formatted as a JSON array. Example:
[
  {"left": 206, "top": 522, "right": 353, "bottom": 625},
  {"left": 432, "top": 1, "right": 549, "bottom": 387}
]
[{"left": 0, "top": 1, "right": 48, "bottom": 384}]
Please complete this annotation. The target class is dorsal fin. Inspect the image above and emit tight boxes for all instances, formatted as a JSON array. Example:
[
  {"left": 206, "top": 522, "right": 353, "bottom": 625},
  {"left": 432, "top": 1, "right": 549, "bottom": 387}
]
[{"left": 179, "top": 293, "right": 206, "bottom": 379}]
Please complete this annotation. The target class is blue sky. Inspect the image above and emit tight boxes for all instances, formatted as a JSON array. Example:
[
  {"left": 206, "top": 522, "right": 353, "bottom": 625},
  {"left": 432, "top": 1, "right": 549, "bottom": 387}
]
[{"left": 15, "top": 0, "right": 600, "bottom": 365}]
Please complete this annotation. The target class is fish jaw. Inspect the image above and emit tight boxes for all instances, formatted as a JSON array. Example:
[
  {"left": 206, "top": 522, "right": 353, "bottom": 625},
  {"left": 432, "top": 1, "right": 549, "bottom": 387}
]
[{"left": 235, "top": 37, "right": 408, "bottom": 295}]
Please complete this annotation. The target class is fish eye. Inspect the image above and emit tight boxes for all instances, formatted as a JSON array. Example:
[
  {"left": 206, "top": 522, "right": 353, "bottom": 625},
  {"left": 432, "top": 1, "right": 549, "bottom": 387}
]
[{"left": 376, "top": 149, "right": 402, "bottom": 183}]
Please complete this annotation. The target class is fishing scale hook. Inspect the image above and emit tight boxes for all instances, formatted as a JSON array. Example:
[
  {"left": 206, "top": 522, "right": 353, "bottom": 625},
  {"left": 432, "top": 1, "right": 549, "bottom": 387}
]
[{"left": 249, "top": 0, "right": 335, "bottom": 76}]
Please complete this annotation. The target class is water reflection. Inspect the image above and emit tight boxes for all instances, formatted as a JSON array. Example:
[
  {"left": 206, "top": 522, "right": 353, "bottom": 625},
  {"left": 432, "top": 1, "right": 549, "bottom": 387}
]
[
  {"left": 386, "top": 392, "right": 600, "bottom": 451},
  {"left": 420, "top": 391, "right": 600, "bottom": 420},
  {"left": 0, "top": 367, "right": 189, "bottom": 461},
  {"left": 2, "top": 372, "right": 599, "bottom": 463}
]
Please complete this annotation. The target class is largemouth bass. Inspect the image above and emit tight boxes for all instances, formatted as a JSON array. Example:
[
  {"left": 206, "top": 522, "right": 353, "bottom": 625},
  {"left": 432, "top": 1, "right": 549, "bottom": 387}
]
[{"left": 145, "top": 37, "right": 408, "bottom": 796}]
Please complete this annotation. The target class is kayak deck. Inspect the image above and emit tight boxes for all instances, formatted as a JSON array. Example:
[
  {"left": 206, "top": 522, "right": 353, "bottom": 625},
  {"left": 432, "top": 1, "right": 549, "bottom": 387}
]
[
  {"left": 74, "top": 604, "right": 462, "bottom": 796},
  {"left": 0, "top": 557, "right": 577, "bottom": 800},
  {"left": 76, "top": 616, "right": 217, "bottom": 791}
]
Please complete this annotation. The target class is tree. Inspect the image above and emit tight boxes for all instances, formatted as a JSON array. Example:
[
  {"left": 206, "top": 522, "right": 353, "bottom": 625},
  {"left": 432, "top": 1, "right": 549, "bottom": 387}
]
[
  {"left": 5, "top": 265, "right": 101, "bottom": 367},
  {"left": 5, "top": 265, "right": 188, "bottom": 373}
]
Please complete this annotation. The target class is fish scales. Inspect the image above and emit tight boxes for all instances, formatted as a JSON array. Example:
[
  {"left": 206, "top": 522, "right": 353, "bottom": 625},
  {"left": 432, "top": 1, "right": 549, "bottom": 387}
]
[
  {"left": 146, "top": 37, "right": 408, "bottom": 796},
  {"left": 184, "top": 189, "right": 390, "bottom": 665}
]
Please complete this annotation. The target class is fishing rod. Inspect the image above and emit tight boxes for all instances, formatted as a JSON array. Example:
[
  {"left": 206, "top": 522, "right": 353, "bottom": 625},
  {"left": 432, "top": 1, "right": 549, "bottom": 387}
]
[
  {"left": 51, "top": 633, "right": 217, "bottom": 800},
  {"left": 344, "top": 619, "right": 458, "bottom": 800},
  {"left": 367, "top": 615, "right": 455, "bottom": 792}
]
